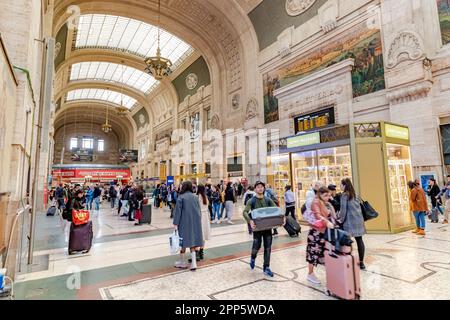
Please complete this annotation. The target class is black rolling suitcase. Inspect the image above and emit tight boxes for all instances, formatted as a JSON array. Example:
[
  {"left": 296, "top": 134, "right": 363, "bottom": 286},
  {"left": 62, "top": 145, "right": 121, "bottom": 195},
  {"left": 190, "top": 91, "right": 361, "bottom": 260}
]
[
  {"left": 139, "top": 204, "right": 152, "bottom": 224},
  {"left": 46, "top": 206, "right": 56, "bottom": 216},
  {"left": 284, "top": 216, "right": 301, "bottom": 237},
  {"left": 430, "top": 208, "right": 439, "bottom": 223},
  {"left": 68, "top": 221, "right": 93, "bottom": 255}
]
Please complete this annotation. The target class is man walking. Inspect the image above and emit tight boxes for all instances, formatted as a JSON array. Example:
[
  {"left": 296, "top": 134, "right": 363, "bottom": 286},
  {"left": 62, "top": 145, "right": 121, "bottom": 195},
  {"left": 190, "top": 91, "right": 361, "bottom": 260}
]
[
  {"left": 438, "top": 175, "right": 450, "bottom": 224},
  {"left": 93, "top": 184, "right": 102, "bottom": 211},
  {"left": 284, "top": 185, "right": 296, "bottom": 220},
  {"left": 243, "top": 181, "right": 281, "bottom": 278}
]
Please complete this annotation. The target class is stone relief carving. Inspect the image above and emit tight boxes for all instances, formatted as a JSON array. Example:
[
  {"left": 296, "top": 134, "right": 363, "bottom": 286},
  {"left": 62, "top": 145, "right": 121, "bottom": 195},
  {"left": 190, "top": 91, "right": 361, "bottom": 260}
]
[
  {"left": 318, "top": 0, "right": 339, "bottom": 33},
  {"left": 232, "top": 94, "right": 240, "bottom": 110},
  {"left": 246, "top": 98, "right": 258, "bottom": 120},
  {"left": 277, "top": 26, "right": 294, "bottom": 58},
  {"left": 386, "top": 81, "right": 432, "bottom": 104},
  {"left": 286, "top": 0, "right": 317, "bottom": 16},
  {"left": 186, "top": 73, "right": 198, "bottom": 90},
  {"left": 210, "top": 114, "right": 220, "bottom": 129},
  {"left": 170, "top": 0, "right": 242, "bottom": 90},
  {"left": 386, "top": 31, "right": 425, "bottom": 69},
  {"left": 54, "top": 42, "right": 62, "bottom": 58}
]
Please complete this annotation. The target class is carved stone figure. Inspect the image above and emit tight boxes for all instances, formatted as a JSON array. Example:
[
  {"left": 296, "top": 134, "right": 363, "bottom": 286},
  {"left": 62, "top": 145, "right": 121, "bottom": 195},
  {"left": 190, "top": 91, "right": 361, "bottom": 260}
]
[
  {"left": 186, "top": 73, "right": 198, "bottom": 90},
  {"left": 210, "top": 114, "right": 220, "bottom": 129},
  {"left": 386, "top": 31, "right": 424, "bottom": 69},
  {"left": 232, "top": 94, "right": 240, "bottom": 109},
  {"left": 246, "top": 98, "right": 258, "bottom": 120}
]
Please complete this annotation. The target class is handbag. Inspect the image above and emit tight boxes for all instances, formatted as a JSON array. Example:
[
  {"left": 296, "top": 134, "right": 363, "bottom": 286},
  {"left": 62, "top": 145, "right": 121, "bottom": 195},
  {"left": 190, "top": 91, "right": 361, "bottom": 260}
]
[
  {"left": 72, "top": 209, "right": 90, "bottom": 225},
  {"left": 359, "top": 197, "right": 379, "bottom": 221}
]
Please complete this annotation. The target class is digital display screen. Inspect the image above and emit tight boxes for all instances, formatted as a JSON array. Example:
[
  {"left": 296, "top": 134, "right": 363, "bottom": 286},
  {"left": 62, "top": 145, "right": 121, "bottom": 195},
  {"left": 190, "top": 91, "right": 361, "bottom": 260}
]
[{"left": 294, "top": 107, "right": 335, "bottom": 134}]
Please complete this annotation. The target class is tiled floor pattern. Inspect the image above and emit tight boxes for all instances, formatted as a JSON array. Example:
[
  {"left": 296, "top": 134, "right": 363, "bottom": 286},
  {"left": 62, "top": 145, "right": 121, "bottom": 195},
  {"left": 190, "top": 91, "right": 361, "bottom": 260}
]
[{"left": 12, "top": 201, "right": 450, "bottom": 300}]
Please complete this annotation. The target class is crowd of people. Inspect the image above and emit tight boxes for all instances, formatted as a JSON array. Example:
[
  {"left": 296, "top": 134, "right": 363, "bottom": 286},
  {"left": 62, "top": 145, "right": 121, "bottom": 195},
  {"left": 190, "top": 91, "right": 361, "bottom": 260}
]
[{"left": 48, "top": 174, "right": 450, "bottom": 285}]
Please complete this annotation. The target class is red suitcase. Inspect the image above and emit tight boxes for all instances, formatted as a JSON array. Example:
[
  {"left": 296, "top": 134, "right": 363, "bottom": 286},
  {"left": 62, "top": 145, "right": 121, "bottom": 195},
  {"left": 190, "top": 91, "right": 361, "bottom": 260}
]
[
  {"left": 68, "top": 221, "right": 93, "bottom": 255},
  {"left": 324, "top": 248, "right": 361, "bottom": 300}
]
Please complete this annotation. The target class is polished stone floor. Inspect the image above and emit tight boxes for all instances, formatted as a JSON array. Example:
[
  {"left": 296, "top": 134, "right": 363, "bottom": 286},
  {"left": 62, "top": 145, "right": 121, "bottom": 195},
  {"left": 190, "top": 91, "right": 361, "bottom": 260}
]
[{"left": 12, "top": 200, "right": 450, "bottom": 300}]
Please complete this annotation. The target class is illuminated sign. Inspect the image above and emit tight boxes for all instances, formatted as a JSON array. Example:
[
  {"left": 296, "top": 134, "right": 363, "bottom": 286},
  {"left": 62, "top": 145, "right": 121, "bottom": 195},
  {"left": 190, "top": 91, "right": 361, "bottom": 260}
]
[
  {"left": 287, "top": 132, "right": 320, "bottom": 148},
  {"left": 294, "top": 107, "right": 335, "bottom": 134},
  {"left": 385, "top": 124, "right": 409, "bottom": 140}
]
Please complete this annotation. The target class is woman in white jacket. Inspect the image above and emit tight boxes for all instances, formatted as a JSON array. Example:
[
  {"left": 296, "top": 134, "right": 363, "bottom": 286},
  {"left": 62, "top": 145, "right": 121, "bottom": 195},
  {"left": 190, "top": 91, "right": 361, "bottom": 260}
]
[{"left": 196, "top": 184, "right": 211, "bottom": 260}]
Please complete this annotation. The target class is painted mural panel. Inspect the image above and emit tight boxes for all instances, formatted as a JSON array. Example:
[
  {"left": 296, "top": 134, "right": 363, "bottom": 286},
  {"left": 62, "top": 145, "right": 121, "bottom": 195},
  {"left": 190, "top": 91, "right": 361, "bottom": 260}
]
[
  {"left": 264, "top": 20, "right": 386, "bottom": 124},
  {"left": 437, "top": 0, "right": 450, "bottom": 45}
]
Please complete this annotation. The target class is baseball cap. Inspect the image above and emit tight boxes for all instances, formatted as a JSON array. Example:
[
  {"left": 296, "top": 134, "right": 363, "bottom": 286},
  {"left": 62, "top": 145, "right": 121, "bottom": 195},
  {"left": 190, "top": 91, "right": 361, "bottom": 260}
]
[
  {"left": 254, "top": 181, "right": 266, "bottom": 188},
  {"left": 328, "top": 184, "right": 337, "bottom": 191}
]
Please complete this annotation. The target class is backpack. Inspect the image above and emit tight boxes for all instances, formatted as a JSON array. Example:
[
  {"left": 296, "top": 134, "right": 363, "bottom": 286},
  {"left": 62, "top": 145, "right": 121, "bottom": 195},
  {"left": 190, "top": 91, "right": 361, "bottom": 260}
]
[
  {"left": 250, "top": 196, "right": 272, "bottom": 211},
  {"left": 265, "top": 190, "right": 279, "bottom": 206},
  {"left": 244, "top": 193, "right": 253, "bottom": 205}
]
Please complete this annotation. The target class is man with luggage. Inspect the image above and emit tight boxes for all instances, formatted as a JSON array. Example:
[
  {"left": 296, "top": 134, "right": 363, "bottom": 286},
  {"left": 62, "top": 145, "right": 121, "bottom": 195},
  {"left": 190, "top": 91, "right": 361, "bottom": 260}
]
[
  {"left": 265, "top": 184, "right": 280, "bottom": 235},
  {"left": 109, "top": 183, "right": 118, "bottom": 209},
  {"left": 284, "top": 185, "right": 296, "bottom": 220},
  {"left": 243, "top": 181, "right": 284, "bottom": 278},
  {"left": 55, "top": 183, "right": 65, "bottom": 212}
]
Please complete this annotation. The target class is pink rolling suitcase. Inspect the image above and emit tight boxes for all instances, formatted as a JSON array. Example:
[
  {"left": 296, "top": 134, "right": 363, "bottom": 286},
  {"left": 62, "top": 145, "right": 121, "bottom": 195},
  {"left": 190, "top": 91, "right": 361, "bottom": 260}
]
[{"left": 324, "top": 230, "right": 361, "bottom": 300}]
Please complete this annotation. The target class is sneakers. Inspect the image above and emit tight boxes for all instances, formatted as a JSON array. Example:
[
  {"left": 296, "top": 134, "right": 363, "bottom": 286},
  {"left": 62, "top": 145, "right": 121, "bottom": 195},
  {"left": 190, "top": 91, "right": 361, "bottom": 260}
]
[
  {"left": 307, "top": 273, "right": 321, "bottom": 284},
  {"left": 174, "top": 260, "right": 187, "bottom": 269},
  {"left": 216, "top": 220, "right": 221, "bottom": 224},
  {"left": 227, "top": 220, "right": 234, "bottom": 224},
  {"left": 263, "top": 267, "right": 274, "bottom": 277},
  {"left": 249, "top": 258, "right": 255, "bottom": 270}
]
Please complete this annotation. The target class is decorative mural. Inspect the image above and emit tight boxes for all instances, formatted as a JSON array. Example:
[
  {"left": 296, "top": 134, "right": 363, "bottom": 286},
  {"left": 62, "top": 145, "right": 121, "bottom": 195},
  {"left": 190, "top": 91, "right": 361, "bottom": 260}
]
[
  {"left": 263, "top": 20, "right": 386, "bottom": 124},
  {"left": 437, "top": 0, "right": 450, "bottom": 45}
]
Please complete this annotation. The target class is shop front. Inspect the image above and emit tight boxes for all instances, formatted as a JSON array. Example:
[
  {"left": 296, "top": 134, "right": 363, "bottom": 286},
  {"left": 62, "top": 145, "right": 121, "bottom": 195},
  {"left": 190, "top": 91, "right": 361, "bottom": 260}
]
[
  {"left": 52, "top": 164, "right": 131, "bottom": 185},
  {"left": 267, "top": 122, "right": 414, "bottom": 234}
]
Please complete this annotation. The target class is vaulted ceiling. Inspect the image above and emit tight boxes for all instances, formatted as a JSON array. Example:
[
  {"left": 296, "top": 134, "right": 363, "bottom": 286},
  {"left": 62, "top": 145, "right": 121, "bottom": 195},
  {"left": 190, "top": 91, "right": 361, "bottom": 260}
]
[{"left": 52, "top": 0, "right": 259, "bottom": 148}]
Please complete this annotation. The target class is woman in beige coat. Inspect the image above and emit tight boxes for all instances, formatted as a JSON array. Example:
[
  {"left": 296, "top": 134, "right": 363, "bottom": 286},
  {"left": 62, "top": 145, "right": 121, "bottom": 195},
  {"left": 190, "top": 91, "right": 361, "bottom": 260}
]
[{"left": 196, "top": 184, "right": 211, "bottom": 261}]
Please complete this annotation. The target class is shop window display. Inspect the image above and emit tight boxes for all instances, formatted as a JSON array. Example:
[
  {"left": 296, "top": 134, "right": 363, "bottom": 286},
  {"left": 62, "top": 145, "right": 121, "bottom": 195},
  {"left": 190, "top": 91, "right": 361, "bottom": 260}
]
[
  {"left": 387, "top": 144, "right": 413, "bottom": 228},
  {"left": 318, "top": 146, "right": 352, "bottom": 191},
  {"left": 291, "top": 151, "right": 317, "bottom": 212}
]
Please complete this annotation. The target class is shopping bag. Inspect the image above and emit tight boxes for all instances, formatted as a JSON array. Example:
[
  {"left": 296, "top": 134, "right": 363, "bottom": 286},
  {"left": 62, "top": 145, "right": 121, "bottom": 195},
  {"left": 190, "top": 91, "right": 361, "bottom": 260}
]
[
  {"left": 134, "top": 209, "right": 142, "bottom": 220},
  {"left": 169, "top": 231, "right": 183, "bottom": 255},
  {"left": 72, "top": 209, "right": 90, "bottom": 225}
]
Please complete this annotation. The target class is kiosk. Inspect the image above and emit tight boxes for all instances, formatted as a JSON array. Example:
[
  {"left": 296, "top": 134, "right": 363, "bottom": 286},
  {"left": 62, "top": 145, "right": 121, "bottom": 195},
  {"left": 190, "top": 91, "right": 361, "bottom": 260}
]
[{"left": 267, "top": 122, "right": 414, "bottom": 233}]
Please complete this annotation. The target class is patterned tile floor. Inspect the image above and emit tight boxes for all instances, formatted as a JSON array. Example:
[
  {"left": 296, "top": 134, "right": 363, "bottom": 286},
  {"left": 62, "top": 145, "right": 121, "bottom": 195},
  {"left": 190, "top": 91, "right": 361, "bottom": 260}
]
[{"left": 11, "top": 202, "right": 450, "bottom": 300}]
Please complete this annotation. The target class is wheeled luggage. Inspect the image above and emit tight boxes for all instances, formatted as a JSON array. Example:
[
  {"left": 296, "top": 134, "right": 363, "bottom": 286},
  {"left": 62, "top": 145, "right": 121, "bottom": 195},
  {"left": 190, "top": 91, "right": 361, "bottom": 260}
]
[
  {"left": 284, "top": 216, "right": 300, "bottom": 237},
  {"left": 324, "top": 229, "right": 361, "bottom": 300},
  {"left": 430, "top": 208, "right": 439, "bottom": 223},
  {"left": 250, "top": 207, "right": 284, "bottom": 232},
  {"left": 139, "top": 204, "right": 152, "bottom": 224},
  {"left": 46, "top": 206, "right": 56, "bottom": 216},
  {"left": 68, "top": 221, "right": 93, "bottom": 255}
]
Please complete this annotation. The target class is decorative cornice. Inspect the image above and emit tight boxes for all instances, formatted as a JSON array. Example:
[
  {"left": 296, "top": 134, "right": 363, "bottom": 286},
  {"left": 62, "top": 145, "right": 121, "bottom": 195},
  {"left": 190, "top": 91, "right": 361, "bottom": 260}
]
[{"left": 386, "top": 81, "right": 432, "bottom": 104}]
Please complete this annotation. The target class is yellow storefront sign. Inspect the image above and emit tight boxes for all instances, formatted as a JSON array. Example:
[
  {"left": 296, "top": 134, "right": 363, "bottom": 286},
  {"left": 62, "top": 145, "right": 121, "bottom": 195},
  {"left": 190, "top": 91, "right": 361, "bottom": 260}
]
[
  {"left": 385, "top": 124, "right": 409, "bottom": 140},
  {"left": 287, "top": 132, "right": 320, "bottom": 149},
  {"left": 175, "top": 173, "right": 207, "bottom": 179}
]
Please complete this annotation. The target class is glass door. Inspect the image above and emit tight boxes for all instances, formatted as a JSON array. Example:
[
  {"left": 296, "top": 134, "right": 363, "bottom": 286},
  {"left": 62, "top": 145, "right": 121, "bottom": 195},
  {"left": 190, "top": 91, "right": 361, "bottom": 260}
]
[
  {"left": 267, "top": 155, "right": 290, "bottom": 205},
  {"left": 291, "top": 150, "right": 318, "bottom": 218},
  {"left": 386, "top": 144, "right": 413, "bottom": 229}
]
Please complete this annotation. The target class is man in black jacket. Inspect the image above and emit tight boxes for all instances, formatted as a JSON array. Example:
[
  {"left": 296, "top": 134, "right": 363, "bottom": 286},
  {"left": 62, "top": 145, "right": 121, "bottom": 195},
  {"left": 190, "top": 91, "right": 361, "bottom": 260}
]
[{"left": 93, "top": 184, "right": 102, "bottom": 211}]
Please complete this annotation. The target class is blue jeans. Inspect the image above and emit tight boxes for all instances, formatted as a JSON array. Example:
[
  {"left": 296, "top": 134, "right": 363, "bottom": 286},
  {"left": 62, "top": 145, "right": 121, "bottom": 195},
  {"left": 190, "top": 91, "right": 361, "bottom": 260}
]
[
  {"left": 212, "top": 202, "right": 221, "bottom": 220},
  {"left": 111, "top": 197, "right": 116, "bottom": 208},
  {"left": 413, "top": 211, "right": 426, "bottom": 229},
  {"left": 87, "top": 197, "right": 94, "bottom": 210},
  {"left": 94, "top": 197, "right": 100, "bottom": 211}
]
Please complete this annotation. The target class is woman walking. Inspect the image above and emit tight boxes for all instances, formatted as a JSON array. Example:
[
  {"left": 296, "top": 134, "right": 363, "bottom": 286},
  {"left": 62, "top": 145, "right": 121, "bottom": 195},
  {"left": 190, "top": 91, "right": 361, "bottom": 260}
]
[
  {"left": 173, "top": 181, "right": 203, "bottom": 271},
  {"left": 306, "top": 187, "right": 335, "bottom": 284},
  {"left": 224, "top": 182, "right": 236, "bottom": 224},
  {"left": 195, "top": 185, "right": 211, "bottom": 261},
  {"left": 427, "top": 178, "right": 443, "bottom": 223},
  {"left": 338, "top": 178, "right": 367, "bottom": 270},
  {"left": 408, "top": 180, "right": 428, "bottom": 235}
]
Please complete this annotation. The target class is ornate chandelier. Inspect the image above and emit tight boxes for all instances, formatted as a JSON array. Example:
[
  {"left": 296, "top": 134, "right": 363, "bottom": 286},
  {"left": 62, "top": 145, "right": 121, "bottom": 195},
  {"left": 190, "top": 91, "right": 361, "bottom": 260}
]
[
  {"left": 102, "top": 105, "right": 113, "bottom": 133},
  {"left": 144, "top": 0, "right": 172, "bottom": 80},
  {"left": 116, "top": 62, "right": 128, "bottom": 116}
]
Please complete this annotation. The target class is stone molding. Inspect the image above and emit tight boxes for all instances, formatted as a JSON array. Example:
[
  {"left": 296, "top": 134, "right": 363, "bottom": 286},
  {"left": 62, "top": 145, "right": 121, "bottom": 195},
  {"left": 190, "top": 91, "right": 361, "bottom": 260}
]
[
  {"left": 277, "top": 26, "right": 294, "bottom": 58},
  {"left": 386, "top": 81, "right": 432, "bottom": 104},
  {"left": 386, "top": 31, "right": 425, "bottom": 69},
  {"left": 318, "top": 0, "right": 339, "bottom": 33}
]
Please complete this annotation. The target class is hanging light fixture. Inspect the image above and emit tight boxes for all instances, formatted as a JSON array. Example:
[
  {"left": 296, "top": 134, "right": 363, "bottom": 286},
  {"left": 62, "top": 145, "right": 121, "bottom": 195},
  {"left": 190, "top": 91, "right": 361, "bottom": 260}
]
[
  {"left": 144, "top": 0, "right": 173, "bottom": 80},
  {"left": 116, "top": 61, "right": 128, "bottom": 116},
  {"left": 102, "top": 104, "right": 113, "bottom": 133}
]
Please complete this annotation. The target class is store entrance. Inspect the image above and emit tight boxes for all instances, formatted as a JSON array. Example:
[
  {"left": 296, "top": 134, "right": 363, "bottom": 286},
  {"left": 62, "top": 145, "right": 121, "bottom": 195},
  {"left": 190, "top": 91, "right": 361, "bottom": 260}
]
[{"left": 291, "top": 145, "right": 352, "bottom": 217}]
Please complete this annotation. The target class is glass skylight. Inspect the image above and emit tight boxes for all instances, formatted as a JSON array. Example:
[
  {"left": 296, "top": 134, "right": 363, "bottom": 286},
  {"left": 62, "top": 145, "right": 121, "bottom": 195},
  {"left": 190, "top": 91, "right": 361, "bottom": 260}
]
[
  {"left": 70, "top": 62, "right": 157, "bottom": 94},
  {"left": 66, "top": 89, "right": 137, "bottom": 109},
  {"left": 74, "top": 14, "right": 194, "bottom": 70}
]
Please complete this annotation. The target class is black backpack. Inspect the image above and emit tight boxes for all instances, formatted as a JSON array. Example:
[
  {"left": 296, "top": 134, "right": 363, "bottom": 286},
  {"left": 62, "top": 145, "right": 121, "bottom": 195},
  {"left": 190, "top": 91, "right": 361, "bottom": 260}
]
[{"left": 244, "top": 193, "right": 253, "bottom": 206}]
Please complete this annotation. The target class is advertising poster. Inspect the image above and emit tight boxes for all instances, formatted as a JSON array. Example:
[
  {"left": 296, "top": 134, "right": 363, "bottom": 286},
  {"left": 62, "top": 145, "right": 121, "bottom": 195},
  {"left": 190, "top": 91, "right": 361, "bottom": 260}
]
[{"left": 119, "top": 150, "right": 139, "bottom": 163}]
